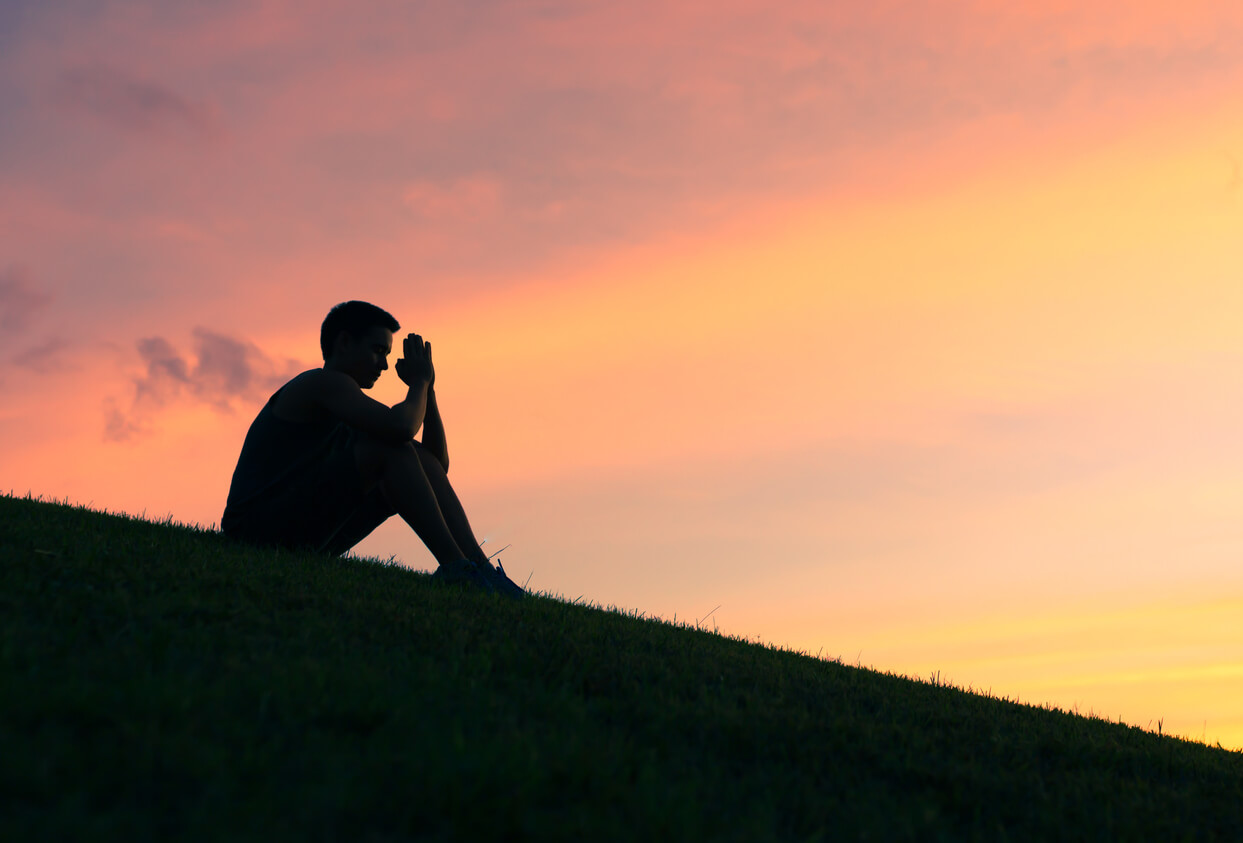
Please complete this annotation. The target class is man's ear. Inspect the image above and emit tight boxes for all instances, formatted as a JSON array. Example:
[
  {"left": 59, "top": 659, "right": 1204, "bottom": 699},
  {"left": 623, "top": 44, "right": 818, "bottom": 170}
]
[{"left": 331, "top": 330, "right": 353, "bottom": 356}]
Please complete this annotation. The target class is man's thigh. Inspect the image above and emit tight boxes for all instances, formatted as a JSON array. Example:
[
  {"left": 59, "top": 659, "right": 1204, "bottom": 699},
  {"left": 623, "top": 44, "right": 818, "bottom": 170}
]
[{"left": 320, "top": 489, "right": 395, "bottom": 556}]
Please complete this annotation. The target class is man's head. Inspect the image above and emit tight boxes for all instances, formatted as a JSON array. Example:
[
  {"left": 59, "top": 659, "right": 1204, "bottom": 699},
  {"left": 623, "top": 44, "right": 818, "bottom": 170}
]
[
  {"left": 320, "top": 301, "right": 400, "bottom": 388},
  {"left": 320, "top": 301, "right": 400, "bottom": 361}
]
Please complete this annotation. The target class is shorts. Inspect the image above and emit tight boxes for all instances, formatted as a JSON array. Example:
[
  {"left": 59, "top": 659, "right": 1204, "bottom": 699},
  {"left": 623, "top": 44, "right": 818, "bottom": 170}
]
[{"left": 222, "top": 425, "right": 396, "bottom": 555}]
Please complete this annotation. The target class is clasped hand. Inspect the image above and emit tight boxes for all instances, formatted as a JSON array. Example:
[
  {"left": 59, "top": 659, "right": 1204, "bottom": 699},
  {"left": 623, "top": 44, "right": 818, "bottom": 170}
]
[{"left": 394, "top": 333, "right": 435, "bottom": 387}]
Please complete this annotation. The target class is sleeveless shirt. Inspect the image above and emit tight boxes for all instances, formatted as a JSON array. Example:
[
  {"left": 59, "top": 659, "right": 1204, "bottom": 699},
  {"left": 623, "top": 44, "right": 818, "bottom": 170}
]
[{"left": 223, "top": 388, "right": 340, "bottom": 514}]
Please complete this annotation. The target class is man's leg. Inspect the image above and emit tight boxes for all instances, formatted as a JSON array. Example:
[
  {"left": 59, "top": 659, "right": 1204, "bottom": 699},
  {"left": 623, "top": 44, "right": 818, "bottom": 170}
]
[
  {"left": 409, "top": 442, "right": 491, "bottom": 568},
  {"left": 355, "top": 438, "right": 523, "bottom": 595},
  {"left": 357, "top": 439, "right": 471, "bottom": 566},
  {"left": 320, "top": 489, "right": 395, "bottom": 557}
]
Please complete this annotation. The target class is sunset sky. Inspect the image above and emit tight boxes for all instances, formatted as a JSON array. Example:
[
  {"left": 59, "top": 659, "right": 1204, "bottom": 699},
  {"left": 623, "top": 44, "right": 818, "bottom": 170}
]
[{"left": 3, "top": 1, "right": 1242, "bottom": 748}]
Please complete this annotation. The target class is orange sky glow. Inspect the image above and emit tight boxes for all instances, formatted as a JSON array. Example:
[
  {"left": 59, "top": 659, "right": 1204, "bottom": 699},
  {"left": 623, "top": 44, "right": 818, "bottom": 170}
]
[{"left": 2, "top": 1, "right": 1242, "bottom": 749}]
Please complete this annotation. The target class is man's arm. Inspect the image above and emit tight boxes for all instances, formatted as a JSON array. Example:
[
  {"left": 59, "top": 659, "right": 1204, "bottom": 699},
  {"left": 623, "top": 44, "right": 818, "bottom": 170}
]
[
  {"left": 311, "top": 370, "right": 429, "bottom": 443},
  {"left": 421, "top": 385, "right": 449, "bottom": 472}
]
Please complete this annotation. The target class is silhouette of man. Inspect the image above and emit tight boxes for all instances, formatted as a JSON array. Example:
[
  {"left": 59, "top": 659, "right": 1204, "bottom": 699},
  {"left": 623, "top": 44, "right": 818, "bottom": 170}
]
[{"left": 222, "top": 300, "right": 521, "bottom": 596}]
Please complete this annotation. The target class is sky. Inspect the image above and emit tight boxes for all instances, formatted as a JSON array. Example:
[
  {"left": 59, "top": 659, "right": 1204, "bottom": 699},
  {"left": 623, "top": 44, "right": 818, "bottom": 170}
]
[{"left": 2, "top": 0, "right": 1242, "bottom": 748}]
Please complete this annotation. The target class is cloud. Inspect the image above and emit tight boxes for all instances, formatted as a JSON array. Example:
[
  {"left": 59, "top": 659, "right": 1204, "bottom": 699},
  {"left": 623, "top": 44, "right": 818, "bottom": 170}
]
[
  {"left": 0, "top": 265, "right": 53, "bottom": 333},
  {"left": 103, "top": 398, "right": 147, "bottom": 443},
  {"left": 191, "top": 328, "right": 294, "bottom": 411},
  {"left": 52, "top": 64, "right": 220, "bottom": 141},
  {"left": 9, "top": 337, "right": 70, "bottom": 373},
  {"left": 132, "top": 335, "right": 191, "bottom": 407},
  {"left": 4, "top": 1, "right": 1240, "bottom": 296},
  {"left": 105, "top": 328, "right": 304, "bottom": 441},
  {"left": 402, "top": 175, "right": 503, "bottom": 221}
]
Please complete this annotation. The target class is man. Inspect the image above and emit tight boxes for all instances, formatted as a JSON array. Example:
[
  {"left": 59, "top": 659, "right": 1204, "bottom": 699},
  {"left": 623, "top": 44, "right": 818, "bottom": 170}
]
[{"left": 222, "top": 300, "right": 521, "bottom": 597}]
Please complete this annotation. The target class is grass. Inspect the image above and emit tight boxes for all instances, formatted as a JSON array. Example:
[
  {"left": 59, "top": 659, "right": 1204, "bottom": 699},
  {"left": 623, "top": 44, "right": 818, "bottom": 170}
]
[{"left": 3, "top": 492, "right": 1241, "bottom": 841}]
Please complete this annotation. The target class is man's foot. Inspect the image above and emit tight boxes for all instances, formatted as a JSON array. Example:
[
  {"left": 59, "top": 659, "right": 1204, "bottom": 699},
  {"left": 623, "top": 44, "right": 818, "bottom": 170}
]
[
  {"left": 431, "top": 558, "right": 494, "bottom": 592},
  {"left": 483, "top": 559, "right": 525, "bottom": 599}
]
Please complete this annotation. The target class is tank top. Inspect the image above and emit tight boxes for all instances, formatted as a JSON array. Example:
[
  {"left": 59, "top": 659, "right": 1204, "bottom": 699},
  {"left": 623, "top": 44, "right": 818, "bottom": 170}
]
[{"left": 223, "top": 387, "right": 341, "bottom": 512}]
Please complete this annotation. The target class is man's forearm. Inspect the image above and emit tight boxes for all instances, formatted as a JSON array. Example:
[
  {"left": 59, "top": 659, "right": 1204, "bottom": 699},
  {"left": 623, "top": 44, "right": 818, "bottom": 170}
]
[
  {"left": 421, "top": 387, "right": 449, "bottom": 471},
  {"left": 392, "top": 379, "right": 430, "bottom": 441}
]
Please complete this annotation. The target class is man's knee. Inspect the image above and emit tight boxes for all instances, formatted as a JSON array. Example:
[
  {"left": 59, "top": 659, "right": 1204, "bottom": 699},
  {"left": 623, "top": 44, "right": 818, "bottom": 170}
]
[{"left": 407, "top": 440, "right": 447, "bottom": 475}]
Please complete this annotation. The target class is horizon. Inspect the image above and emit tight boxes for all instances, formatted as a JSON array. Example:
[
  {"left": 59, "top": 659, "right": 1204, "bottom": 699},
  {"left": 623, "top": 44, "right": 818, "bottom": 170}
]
[{"left": 2, "top": 1, "right": 1241, "bottom": 749}]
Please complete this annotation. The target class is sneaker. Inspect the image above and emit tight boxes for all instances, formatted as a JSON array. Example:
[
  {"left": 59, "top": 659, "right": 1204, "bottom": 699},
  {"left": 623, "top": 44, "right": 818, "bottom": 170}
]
[
  {"left": 479, "top": 558, "right": 525, "bottom": 600},
  {"left": 431, "top": 558, "right": 494, "bottom": 592}
]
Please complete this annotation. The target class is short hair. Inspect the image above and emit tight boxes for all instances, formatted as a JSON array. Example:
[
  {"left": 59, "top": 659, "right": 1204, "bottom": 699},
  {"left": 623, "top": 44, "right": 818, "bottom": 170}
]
[{"left": 320, "top": 301, "right": 400, "bottom": 361}]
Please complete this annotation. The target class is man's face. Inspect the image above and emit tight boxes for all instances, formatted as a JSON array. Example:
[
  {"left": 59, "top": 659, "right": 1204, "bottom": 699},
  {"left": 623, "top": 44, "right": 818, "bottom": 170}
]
[{"left": 339, "top": 326, "right": 393, "bottom": 389}]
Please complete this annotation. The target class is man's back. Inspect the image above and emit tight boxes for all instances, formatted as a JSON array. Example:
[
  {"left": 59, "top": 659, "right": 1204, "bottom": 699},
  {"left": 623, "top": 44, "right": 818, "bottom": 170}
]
[{"left": 223, "top": 382, "right": 339, "bottom": 514}]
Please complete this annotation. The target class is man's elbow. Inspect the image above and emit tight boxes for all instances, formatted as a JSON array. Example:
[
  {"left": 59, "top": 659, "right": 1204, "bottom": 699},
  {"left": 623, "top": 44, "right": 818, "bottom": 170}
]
[{"left": 384, "top": 410, "right": 419, "bottom": 443}]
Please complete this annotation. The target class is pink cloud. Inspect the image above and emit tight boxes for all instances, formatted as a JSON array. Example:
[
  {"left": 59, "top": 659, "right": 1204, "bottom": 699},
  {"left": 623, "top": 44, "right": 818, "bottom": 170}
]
[
  {"left": 403, "top": 175, "right": 503, "bottom": 221},
  {"left": 9, "top": 337, "right": 71, "bottom": 374},
  {"left": 0, "top": 265, "right": 52, "bottom": 334},
  {"left": 105, "top": 328, "right": 306, "bottom": 441},
  {"left": 52, "top": 64, "right": 222, "bottom": 142}
]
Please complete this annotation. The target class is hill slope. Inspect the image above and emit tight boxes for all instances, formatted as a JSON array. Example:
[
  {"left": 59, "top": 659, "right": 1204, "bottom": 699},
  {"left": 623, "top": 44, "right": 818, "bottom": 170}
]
[{"left": 2, "top": 494, "right": 1241, "bottom": 841}]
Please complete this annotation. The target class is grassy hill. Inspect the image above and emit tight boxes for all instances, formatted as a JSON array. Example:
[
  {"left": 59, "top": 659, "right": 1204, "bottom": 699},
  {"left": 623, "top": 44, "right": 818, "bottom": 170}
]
[{"left": 3, "top": 493, "right": 1241, "bottom": 841}]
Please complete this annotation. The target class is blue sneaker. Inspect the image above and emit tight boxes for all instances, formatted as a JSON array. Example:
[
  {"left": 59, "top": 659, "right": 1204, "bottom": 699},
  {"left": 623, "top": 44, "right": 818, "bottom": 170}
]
[
  {"left": 480, "top": 558, "right": 525, "bottom": 599},
  {"left": 431, "top": 558, "right": 494, "bottom": 592}
]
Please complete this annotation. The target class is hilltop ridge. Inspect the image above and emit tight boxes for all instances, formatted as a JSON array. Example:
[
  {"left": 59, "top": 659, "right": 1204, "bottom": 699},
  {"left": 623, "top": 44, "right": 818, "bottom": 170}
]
[{"left": 3, "top": 494, "right": 1241, "bottom": 841}]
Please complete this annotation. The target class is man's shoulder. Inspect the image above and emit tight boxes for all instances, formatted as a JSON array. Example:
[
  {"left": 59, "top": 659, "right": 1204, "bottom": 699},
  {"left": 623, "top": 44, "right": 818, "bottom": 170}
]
[
  {"left": 272, "top": 368, "right": 363, "bottom": 420},
  {"left": 281, "top": 368, "right": 354, "bottom": 395}
]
